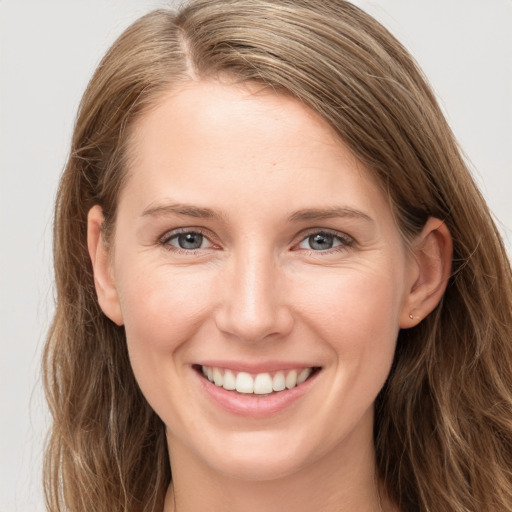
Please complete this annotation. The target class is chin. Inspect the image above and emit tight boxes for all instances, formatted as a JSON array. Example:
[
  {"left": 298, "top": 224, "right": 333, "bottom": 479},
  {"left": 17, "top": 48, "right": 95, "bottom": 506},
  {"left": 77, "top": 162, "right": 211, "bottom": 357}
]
[
  {"left": 209, "top": 452, "right": 307, "bottom": 482},
  {"left": 197, "top": 429, "right": 322, "bottom": 482}
]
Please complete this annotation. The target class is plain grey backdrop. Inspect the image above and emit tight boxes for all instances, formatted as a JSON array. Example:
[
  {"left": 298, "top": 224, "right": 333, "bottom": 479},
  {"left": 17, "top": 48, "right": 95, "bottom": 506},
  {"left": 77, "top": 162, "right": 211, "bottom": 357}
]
[{"left": 1, "top": 1, "right": 511, "bottom": 510}]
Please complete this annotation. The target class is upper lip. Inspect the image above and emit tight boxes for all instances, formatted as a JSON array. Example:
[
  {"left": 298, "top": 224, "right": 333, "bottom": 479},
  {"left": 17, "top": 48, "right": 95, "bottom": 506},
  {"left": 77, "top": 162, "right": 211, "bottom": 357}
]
[{"left": 195, "top": 361, "right": 320, "bottom": 374}]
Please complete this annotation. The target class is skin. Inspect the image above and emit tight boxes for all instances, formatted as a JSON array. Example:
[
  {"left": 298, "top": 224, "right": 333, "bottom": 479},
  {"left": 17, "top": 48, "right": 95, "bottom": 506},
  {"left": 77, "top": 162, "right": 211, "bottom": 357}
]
[{"left": 88, "top": 80, "right": 452, "bottom": 512}]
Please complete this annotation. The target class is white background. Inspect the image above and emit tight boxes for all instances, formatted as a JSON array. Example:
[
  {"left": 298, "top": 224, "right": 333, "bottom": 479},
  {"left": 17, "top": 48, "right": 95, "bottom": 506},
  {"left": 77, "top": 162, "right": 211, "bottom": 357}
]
[{"left": 1, "top": 1, "right": 510, "bottom": 510}]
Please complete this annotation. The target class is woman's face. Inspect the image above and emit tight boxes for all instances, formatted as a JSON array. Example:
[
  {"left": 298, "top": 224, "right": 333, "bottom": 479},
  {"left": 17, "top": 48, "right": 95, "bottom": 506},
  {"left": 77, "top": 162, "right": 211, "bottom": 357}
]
[{"left": 94, "top": 80, "right": 419, "bottom": 480}]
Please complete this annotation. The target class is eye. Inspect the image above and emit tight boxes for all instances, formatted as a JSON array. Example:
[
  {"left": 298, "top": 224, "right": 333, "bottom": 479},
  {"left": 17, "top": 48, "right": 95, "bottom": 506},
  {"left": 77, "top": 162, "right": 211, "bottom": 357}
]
[
  {"left": 160, "top": 230, "right": 215, "bottom": 251},
  {"left": 297, "top": 231, "right": 352, "bottom": 251}
]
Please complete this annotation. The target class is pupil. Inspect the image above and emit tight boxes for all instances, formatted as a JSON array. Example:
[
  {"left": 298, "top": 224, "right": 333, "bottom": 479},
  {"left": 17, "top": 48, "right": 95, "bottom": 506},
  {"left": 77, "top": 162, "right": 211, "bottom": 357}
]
[
  {"left": 178, "top": 233, "right": 203, "bottom": 249},
  {"left": 309, "top": 233, "right": 333, "bottom": 250}
]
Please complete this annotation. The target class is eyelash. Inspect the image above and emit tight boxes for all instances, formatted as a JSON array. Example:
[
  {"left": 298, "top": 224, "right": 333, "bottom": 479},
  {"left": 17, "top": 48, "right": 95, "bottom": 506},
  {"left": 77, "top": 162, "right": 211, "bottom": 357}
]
[
  {"left": 158, "top": 228, "right": 355, "bottom": 255},
  {"left": 159, "top": 228, "right": 216, "bottom": 254},
  {"left": 296, "top": 229, "right": 355, "bottom": 255}
]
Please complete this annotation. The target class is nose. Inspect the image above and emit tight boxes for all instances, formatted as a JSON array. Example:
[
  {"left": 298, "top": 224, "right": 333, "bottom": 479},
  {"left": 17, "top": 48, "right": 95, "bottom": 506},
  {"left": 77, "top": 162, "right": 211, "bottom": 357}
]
[{"left": 214, "top": 248, "right": 294, "bottom": 343}]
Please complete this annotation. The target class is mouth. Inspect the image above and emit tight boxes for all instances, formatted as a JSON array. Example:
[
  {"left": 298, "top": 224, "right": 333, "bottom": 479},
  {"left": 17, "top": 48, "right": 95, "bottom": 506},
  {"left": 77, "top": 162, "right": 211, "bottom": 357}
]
[{"left": 194, "top": 364, "right": 321, "bottom": 396}]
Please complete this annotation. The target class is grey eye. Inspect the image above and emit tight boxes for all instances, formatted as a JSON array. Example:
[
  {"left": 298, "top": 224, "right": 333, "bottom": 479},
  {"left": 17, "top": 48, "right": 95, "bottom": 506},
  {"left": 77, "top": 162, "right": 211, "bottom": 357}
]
[
  {"left": 298, "top": 232, "right": 345, "bottom": 251},
  {"left": 172, "top": 232, "right": 205, "bottom": 250},
  {"left": 308, "top": 233, "right": 335, "bottom": 250}
]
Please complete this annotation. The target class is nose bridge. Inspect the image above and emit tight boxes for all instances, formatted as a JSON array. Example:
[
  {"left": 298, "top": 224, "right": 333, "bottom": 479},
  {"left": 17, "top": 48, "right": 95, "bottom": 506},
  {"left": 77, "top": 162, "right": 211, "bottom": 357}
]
[{"left": 216, "top": 243, "right": 292, "bottom": 342}]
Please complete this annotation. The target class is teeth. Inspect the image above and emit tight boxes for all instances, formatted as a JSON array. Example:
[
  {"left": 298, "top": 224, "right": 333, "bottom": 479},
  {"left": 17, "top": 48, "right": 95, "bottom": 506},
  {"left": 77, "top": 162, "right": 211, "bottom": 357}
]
[
  {"left": 297, "top": 368, "right": 312, "bottom": 385},
  {"left": 213, "top": 368, "right": 223, "bottom": 386},
  {"left": 254, "top": 373, "right": 273, "bottom": 394},
  {"left": 201, "top": 366, "right": 315, "bottom": 394},
  {"left": 223, "top": 370, "right": 236, "bottom": 390},
  {"left": 285, "top": 370, "right": 297, "bottom": 389},
  {"left": 236, "top": 372, "right": 254, "bottom": 393},
  {"left": 272, "top": 371, "right": 286, "bottom": 392}
]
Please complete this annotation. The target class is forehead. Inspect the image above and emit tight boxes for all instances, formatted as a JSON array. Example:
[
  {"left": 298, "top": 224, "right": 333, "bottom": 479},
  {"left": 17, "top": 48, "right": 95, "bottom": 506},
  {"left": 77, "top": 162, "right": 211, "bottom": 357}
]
[
  {"left": 121, "top": 80, "right": 391, "bottom": 225},
  {"left": 128, "top": 80, "right": 353, "bottom": 166}
]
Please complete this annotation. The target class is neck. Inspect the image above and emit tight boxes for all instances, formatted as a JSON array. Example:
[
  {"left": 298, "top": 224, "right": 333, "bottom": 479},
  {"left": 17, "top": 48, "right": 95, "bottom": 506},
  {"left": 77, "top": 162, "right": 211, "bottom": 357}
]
[{"left": 163, "top": 419, "right": 395, "bottom": 512}]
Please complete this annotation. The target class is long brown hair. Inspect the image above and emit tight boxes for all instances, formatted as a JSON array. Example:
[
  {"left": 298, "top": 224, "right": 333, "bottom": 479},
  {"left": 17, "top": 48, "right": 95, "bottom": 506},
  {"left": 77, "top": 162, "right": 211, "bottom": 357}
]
[{"left": 43, "top": 1, "right": 512, "bottom": 511}]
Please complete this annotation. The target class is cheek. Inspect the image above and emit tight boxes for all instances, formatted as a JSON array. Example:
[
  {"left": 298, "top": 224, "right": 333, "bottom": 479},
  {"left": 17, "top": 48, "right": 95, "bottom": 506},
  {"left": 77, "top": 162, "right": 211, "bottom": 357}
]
[
  {"left": 114, "top": 262, "right": 218, "bottom": 417},
  {"left": 116, "top": 263, "right": 214, "bottom": 356},
  {"left": 294, "top": 264, "right": 404, "bottom": 364}
]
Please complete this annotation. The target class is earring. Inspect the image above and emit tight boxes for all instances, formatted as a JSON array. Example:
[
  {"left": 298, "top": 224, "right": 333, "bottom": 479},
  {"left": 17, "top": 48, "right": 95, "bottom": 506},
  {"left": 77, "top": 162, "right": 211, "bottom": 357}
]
[{"left": 409, "top": 313, "right": 414, "bottom": 319}]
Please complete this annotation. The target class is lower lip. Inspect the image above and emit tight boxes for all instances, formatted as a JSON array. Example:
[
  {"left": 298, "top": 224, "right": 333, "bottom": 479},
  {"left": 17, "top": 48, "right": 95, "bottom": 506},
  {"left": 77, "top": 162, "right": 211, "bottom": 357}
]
[{"left": 195, "top": 369, "right": 319, "bottom": 418}]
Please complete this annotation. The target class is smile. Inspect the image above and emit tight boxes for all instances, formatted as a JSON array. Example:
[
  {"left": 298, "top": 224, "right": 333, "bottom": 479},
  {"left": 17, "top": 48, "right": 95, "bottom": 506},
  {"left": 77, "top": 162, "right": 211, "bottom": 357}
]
[
  {"left": 198, "top": 365, "right": 319, "bottom": 395},
  {"left": 194, "top": 363, "right": 322, "bottom": 417}
]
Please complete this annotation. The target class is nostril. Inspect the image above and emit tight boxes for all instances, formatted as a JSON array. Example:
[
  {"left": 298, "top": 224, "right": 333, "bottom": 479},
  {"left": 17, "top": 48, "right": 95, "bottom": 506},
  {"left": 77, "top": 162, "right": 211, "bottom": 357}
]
[
  {"left": 212, "top": 263, "right": 294, "bottom": 342},
  {"left": 214, "top": 304, "right": 294, "bottom": 343}
]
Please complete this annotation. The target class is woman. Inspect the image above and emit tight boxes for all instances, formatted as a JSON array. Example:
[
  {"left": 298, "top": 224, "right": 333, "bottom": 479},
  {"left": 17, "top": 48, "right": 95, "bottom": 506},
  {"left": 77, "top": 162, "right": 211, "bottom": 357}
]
[{"left": 43, "top": 1, "right": 512, "bottom": 511}]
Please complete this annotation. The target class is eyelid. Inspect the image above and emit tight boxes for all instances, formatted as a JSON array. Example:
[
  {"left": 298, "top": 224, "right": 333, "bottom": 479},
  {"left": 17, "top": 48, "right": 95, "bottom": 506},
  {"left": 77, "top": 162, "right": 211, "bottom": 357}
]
[
  {"left": 293, "top": 228, "right": 355, "bottom": 251},
  {"left": 157, "top": 226, "right": 355, "bottom": 254},
  {"left": 158, "top": 227, "right": 218, "bottom": 251}
]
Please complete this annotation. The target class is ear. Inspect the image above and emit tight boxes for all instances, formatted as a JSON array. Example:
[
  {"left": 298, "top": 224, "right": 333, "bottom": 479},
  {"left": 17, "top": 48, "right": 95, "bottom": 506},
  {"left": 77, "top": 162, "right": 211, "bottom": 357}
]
[
  {"left": 399, "top": 217, "right": 453, "bottom": 328},
  {"left": 87, "top": 205, "right": 124, "bottom": 326}
]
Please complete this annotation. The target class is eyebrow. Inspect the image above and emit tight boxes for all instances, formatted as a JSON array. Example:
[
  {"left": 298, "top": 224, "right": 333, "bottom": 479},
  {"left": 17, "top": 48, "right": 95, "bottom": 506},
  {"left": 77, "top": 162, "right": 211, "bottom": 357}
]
[
  {"left": 141, "top": 202, "right": 373, "bottom": 224},
  {"left": 141, "top": 202, "right": 225, "bottom": 221},
  {"left": 288, "top": 207, "right": 373, "bottom": 223}
]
